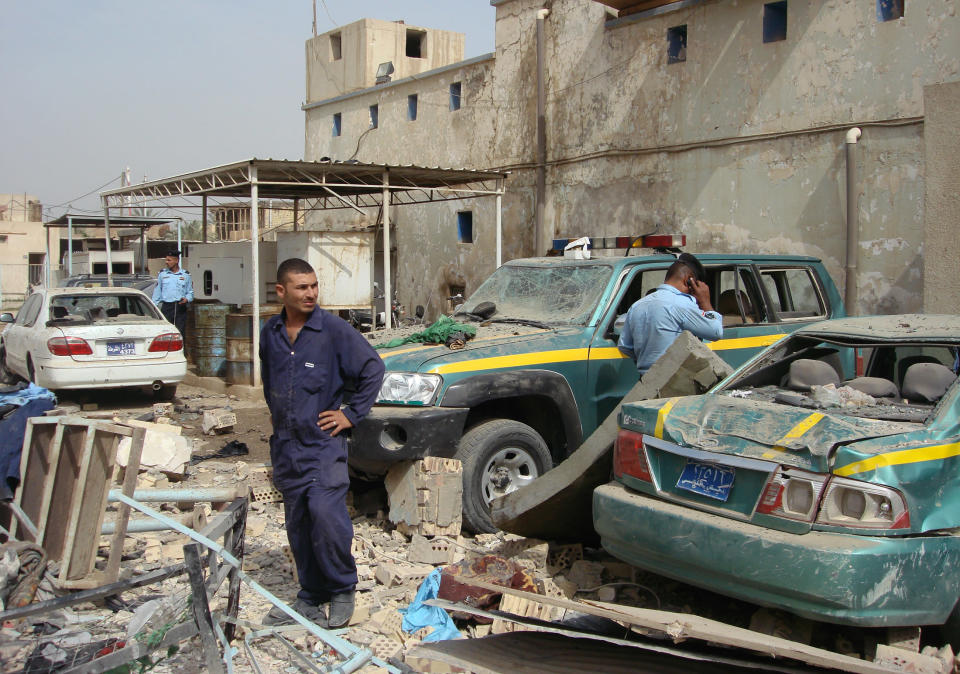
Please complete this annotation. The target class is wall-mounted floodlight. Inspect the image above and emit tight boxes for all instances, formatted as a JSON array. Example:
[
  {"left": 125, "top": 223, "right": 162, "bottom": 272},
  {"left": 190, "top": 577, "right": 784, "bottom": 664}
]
[{"left": 375, "top": 61, "right": 395, "bottom": 84}]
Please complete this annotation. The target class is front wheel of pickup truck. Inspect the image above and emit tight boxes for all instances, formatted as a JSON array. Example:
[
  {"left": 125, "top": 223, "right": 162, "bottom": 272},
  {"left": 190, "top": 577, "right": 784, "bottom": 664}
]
[{"left": 457, "top": 419, "right": 552, "bottom": 534}]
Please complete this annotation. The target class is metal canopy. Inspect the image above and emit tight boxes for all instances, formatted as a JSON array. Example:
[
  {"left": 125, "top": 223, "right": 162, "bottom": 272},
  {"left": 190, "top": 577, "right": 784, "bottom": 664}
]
[
  {"left": 99, "top": 158, "right": 509, "bottom": 387},
  {"left": 100, "top": 158, "right": 507, "bottom": 210},
  {"left": 42, "top": 214, "right": 181, "bottom": 283}
]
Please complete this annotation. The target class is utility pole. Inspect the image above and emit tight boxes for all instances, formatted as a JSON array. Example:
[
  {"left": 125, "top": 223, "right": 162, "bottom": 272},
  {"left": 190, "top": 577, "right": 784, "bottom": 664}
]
[{"left": 312, "top": 0, "right": 317, "bottom": 36}]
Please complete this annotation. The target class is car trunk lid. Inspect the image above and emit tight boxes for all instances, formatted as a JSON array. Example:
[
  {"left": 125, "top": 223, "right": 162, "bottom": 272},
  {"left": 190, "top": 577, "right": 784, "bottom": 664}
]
[{"left": 53, "top": 322, "right": 176, "bottom": 362}]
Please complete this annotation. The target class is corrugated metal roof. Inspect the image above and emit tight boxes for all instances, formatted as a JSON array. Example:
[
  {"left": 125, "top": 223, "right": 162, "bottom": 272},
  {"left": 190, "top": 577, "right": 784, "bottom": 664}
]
[
  {"left": 45, "top": 214, "right": 175, "bottom": 227},
  {"left": 100, "top": 158, "right": 507, "bottom": 208}
]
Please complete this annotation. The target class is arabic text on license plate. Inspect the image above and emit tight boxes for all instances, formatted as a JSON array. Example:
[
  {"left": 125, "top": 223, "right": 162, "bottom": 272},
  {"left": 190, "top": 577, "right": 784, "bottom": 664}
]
[
  {"left": 107, "top": 341, "right": 135, "bottom": 356},
  {"left": 676, "top": 460, "right": 735, "bottom": 502}
]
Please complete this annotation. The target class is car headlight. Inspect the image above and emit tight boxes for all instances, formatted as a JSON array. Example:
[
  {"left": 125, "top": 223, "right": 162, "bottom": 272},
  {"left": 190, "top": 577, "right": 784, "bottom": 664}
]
[{"left": 377, "top": 373, "right": 442, "bottom": 405}]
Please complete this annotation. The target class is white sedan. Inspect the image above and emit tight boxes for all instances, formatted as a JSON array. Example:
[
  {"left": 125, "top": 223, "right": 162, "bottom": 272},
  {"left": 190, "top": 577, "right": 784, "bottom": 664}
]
[{"left": 0, "top": 286, "right": 186, "bottom": 399}]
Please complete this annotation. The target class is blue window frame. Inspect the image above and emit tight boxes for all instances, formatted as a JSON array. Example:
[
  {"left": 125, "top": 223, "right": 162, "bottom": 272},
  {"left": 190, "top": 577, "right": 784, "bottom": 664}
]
[
  {"left": 457, "top": 211, "right": 473, "bottom": 244},
  {"left": 763, "top": 1, "right": 788, "bottom": 43},
  {"left": 332, "top": 112, "right": 342, "bottom": 137},
  {"left": 408, "top": 94, "right": 418, "bottom": 121},
  {"left": 450, "top": 82, "right": 462, "bottom": 111}
]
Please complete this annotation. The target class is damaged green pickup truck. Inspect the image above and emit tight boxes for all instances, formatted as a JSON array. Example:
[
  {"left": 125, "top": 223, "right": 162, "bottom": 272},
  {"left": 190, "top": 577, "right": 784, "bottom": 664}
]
[
  {"left": 350, "top": 252, "right": 844, "bottom": 532},
  {"left": 595, "top": 314, "right": 960, "bottom": 642}
]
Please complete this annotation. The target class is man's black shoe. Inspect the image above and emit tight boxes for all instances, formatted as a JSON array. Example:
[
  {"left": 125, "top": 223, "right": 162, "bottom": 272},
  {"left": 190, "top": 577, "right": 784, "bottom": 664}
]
[
  {"left": 262, "top": 598, "right": 327, "bottom": 627},
  {"left": 327, "top": 592, "right": 355, "bottom": 629}
]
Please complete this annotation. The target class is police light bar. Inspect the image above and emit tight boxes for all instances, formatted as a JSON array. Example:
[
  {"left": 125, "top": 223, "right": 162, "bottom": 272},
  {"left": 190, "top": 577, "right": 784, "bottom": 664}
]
[{"left": 551, "top": 234, "right": 686, "bottom": 251}]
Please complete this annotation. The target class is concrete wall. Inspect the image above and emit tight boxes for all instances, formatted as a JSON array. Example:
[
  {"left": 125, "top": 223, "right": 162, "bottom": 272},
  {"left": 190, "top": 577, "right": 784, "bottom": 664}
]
[
  {"left": 304, "top": 0, "right": 960, "bottom": 318},
  {"left": 306, "top": 19, "right": 465, "bottom": 104},
  {"left": 0, "top": 194, "right": 47, "bottom": 310},
  {"left": 923, "top": 80, "right": 960, "bottom": 314}
]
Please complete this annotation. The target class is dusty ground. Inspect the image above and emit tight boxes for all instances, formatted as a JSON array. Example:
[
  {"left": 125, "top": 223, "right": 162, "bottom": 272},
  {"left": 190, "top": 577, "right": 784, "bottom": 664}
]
[{"left": 2, "top": 383, "right": 955, "bottom": 673}]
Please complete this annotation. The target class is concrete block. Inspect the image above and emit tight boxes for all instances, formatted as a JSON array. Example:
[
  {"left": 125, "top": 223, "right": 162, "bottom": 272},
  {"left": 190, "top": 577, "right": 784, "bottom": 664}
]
[
  {"left": 547, "top": 543, "right": 582, "bottom": 572},
  {"left": 375, "top": 561, "right": 434, "bottom": 588},
  {"left": 567, "top": 560, "right": 605, "bottom": 591},
  {"left": 367, "top": 635, "right": 403, "bottom": 662},
  {"left": 874, "top": 644, "right": 950, "bottom": 673},
  {"left": 385, "top": 458, "right": 463, "bottom": 536},
  {"left": 408, "top": 534, "right": 455, "bottom": 565},
  {"left": 202, "top": 408, "right": 237, "bottom": 434},
  {"left": 886, "top": 627, "right": 922, "bottom": 653}
]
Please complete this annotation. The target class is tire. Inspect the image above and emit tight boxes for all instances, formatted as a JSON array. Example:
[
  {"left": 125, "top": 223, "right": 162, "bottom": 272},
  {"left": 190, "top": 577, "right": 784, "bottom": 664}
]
[
  {"left": 155, "top": 384, "right": 178, "bottom": 401},
  {"left": 455, "top": 419, "right": 552, "bottom": 534}
]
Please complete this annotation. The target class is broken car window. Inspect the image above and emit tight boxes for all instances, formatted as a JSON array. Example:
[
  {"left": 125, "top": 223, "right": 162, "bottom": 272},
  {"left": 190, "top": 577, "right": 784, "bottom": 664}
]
[
  {"left": 49, "top": 294, "right": 161, "bottom": 324},
  {"left": 459, "top": 263, "right": 613, "bottom": 326}
]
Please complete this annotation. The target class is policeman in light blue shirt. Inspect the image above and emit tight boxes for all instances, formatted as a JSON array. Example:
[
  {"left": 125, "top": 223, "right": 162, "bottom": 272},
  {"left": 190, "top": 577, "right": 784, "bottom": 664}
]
[
  {"left": 618, "top": 253, "right": 723, "bottom": 376},
  {"left": 152, "top": 249, "right": 193, "bottom": 337}
]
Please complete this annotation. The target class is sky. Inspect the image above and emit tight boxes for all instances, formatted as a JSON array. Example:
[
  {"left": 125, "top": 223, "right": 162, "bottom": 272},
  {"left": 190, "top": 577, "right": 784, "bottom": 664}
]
[{"left": 0, "top": 1, "right": 496, "bottom": 220}]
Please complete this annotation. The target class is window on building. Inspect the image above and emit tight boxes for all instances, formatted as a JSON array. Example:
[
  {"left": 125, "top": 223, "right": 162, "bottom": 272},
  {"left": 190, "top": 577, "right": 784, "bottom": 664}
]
[
  {"left": 877, "top": 0, "right": 904, "bottom": 21},
  {"left": 449, "top": 82, "right": 462, "bottom": 111},
  {"left": 763, "top": 1, "right": 788, "bottom": 43},
  {"left": 408, "top": 94, "right": 418, "bottom": 121},
  {"left": 330, "top": 33, "right": 342, "bottom": 60},
  {"left": 457, "top": 211, "right": 473, "bottom": 244},
  {"left": 332, "top": 112, "right": 342, "bottom": 137},
  {"left": 667, "top": 25, "right": 687, "bottom": 63},
  {"left": 406, "top": 29, "right": 425, "bottom": 58},
  {"left": 369, "top": 104, "right": 379, "bottom": 129}
]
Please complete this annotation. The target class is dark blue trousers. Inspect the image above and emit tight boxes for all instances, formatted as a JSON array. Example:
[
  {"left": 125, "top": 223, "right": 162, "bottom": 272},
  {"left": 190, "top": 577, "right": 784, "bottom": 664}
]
[{"left": 272, "top": 432, "right": 357, "bottom": 603}]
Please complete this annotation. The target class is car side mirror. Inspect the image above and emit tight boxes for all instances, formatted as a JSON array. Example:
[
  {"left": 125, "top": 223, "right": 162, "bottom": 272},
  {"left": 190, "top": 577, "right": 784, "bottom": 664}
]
[{"left": 0, "top": 313, "right": 13, "bottom": 323}]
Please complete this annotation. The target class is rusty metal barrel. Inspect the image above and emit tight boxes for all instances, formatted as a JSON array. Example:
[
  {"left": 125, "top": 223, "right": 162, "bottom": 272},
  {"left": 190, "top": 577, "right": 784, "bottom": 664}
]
[
  {"left": 225, "top": 306, "right": 282, "bottom": 385},
  {"left": 188, "top": 301, "right": 230, "bottom": 377}
]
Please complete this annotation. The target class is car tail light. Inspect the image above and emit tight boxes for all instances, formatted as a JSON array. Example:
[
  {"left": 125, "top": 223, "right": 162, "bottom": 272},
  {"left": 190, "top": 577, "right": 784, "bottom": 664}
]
[
  {"left": 639, "top": 234, "right": 686, "bottom": 249},
  {"left": 756, "top": 467, "right": 828, "bottom": 522},
  {"left": 816, "top": 477, "right": 910, "bottom": 529},
  {"left": 614, "top": 429, "right": 652, "bottom": 483},
  {"left": 149, "top": 333, "right": 183, "bottom": 352},
  {"left": 47, "top": 336, "right": 93, "bottom": 356}
]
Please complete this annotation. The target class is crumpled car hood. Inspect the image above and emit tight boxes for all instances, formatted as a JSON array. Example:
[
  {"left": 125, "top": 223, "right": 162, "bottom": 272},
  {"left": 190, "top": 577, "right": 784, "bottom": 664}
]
[{"left": 660, "top": 395, "right": 919, "bottom": 472}]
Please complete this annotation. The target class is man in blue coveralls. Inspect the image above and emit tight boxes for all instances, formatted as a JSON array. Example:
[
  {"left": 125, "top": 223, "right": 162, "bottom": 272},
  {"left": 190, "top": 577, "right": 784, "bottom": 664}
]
[
  {"left": 152, "top": 250, "right": 193, "bottom": 338},
  {"left": 618, "top": 252, "right": 723, "bottom": 376},
  {"left": 260, "top": 258, "right": 385, "bottom": 628}
]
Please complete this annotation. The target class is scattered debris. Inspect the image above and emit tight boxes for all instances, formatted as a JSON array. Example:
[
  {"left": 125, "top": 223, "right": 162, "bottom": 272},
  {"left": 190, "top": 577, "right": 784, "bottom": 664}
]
[
  {"left": 385, "top": 457, "right": 463, "bottom": 536},
  {"left": 202, "top": 408, "right": 237, "bottom": 435}
]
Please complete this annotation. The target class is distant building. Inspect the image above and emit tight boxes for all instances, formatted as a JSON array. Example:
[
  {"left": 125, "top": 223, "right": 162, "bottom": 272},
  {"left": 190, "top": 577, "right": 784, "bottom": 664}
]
[
  {"left": 303, "top": 2, "right": 960, "bottom": 318},
  {"left": 0, "top": 194, "right": 48, "bottom": 310},
  {"left": 211, "top": 201, "right": 297, "bottom": 241}
]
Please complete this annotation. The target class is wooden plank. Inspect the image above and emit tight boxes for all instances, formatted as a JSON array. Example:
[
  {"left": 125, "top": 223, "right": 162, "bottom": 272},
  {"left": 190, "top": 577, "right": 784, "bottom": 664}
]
[
  {"left": 42, "top": 423, "right": 86, "bottom": 561},
  {"left": 102, "top": 426, "right": 144, "bottom": 585},
  {"left": 184, "top": 543, "right": 225, "bottom": 674},
  {"left": 15, "top": 420, "right": 62, "bottom": 541},
  {"left": 61, "top": 423, "right": 102, "bottom": 581},
  {"left": 461, "top": 578, "right": 889, "bottom": 674}
]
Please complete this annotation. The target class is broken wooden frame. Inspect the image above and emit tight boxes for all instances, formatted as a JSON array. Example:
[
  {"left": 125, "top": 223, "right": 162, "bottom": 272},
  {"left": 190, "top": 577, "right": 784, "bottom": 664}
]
[
  {"left": 420, "top": 578, "right": 892, "bottom": 674},
  {"left": 0, "top": 496, "right": 249, "bottom": 674},
  {"left": 11, "top": 416, "right": 145, "bottom": 588}
]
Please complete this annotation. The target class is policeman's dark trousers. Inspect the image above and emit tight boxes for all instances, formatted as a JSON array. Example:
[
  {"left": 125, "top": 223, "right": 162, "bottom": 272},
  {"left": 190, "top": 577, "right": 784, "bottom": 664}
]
[
  {"left": 274, "top": 437, "right": 357, "bottom": 604},
  {"left": 159, "top": 301, "right": 186, "bottom": 338}
]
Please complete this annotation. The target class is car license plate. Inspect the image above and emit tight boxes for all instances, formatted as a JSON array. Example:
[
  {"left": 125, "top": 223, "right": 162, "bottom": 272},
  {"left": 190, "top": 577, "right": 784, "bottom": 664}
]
[
  {"left": 676, "top": 460, "right": 735, "bottom": 502},
  {"left": 107, "top": 341, "right": 136, "bottom": 356}
]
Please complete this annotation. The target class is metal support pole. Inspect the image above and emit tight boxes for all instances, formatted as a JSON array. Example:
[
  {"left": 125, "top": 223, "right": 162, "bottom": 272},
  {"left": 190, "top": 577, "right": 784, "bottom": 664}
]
[
  {"left": 496, "top": 180, "right": 503, "bottom": 268},
  {"left": 177, "top": 218, "right": 182, "bottom": 255},
  {"left": 845, "top": 127, "right": 862, "bottom": 316},
  {"left": 67, "top": 215, "right": 73, "bottom": 277},
  {"left": 535, "top": 9, "right": 549, "bottom": 258},
  {"left": 44, "top": 225, "right": 50, "bottom": 287},
  {"left": 202, "top": 195, "right": 208, "bottom": 243},
  {"left": 140, "top": 228, "right": 146, "bottom": 274},
  {"left": 251, "top": 165, "right": 261, "bottom": 385},
  {"left": 293, "top": 198, "right": 299, "bottom": 232},
  {"left": 104, "top": 200, "right": 114, "bottom": 286},
  {"left": 382, "top": 171, "right": 391, "bottom": 330}
]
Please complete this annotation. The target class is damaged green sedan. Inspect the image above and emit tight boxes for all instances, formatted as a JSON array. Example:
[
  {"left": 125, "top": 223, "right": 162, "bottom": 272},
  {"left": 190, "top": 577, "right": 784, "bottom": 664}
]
[{"left": 594, "top": 314, "right": 960, "bottom": 638}]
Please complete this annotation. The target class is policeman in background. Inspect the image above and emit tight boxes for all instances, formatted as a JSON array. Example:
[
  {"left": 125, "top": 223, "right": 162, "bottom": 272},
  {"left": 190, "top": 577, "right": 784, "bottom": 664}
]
[{"left": 152, "top": 249, "right": 193, "bottom": 337}]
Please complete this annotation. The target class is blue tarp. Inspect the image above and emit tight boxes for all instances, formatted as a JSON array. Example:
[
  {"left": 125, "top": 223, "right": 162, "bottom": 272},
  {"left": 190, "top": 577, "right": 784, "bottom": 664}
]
[
  {"left": 0, "top": 383, "right": 56, "bottom": 501},
  {"left": 399, "top": 568, "right": 462, "bottom": 642}
]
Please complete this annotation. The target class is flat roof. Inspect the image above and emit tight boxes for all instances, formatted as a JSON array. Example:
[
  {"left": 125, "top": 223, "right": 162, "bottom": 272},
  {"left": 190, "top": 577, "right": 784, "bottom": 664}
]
[
  {"left": 45, "top": 214, "right": 176, "bottom": 228},
  {"left": 100, "top": 158, "right": 507, "bottom": 210}
]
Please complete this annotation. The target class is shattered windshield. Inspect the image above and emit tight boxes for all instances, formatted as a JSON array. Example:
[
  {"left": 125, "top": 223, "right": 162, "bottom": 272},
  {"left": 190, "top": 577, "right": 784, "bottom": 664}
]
[
  {"left": 459, "top": 264, "right": 612, "bottom": 325},
  {"left": 48, "top": 294, "right": 160, "bottom": 325},
  {"left": 720, "top": 334, "right": 960, "bottom": 423}
]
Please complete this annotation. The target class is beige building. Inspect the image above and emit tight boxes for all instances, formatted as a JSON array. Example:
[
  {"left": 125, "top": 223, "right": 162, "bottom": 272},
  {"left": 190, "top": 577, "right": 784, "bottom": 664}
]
[
  {"left": 211, "top": 202, "right": 297, "bottom": 241},
  {"left": 303, "top": 1, "right": 960, "bottom": 318},
  {"left": 0, "top": 194, "right": 47, "bottom": 311}
]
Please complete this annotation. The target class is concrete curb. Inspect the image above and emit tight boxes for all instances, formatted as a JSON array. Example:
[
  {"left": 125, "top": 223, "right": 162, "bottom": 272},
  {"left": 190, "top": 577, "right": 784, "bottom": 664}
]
[{"left": 182, "top": 371, "right": 263, "bottom": 401}]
